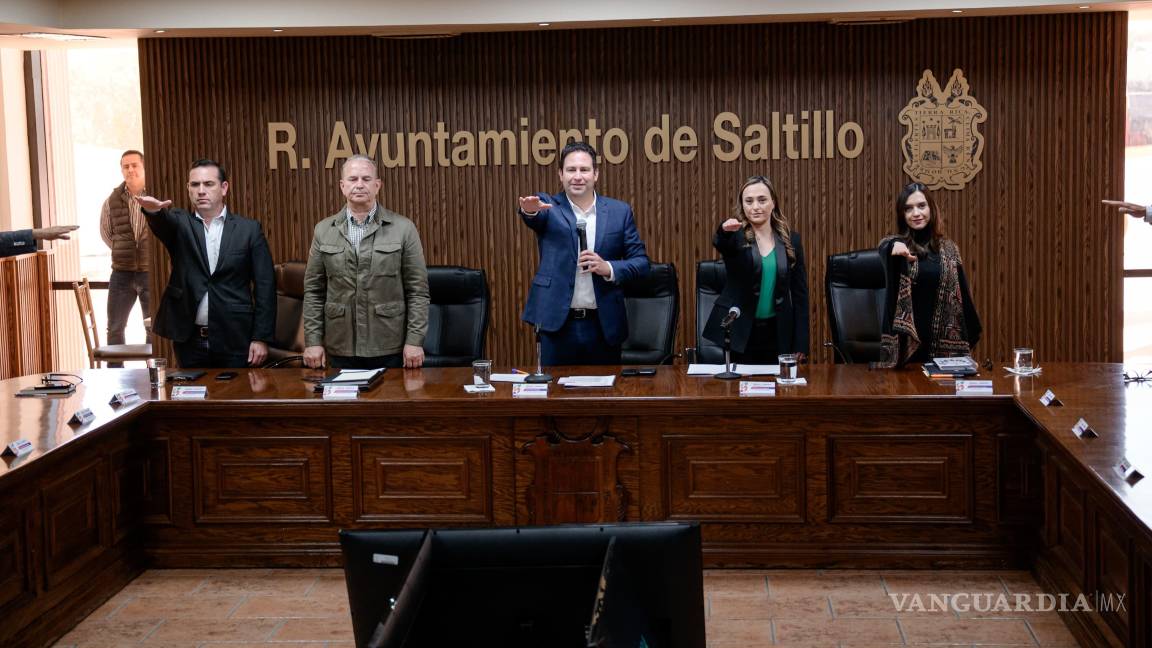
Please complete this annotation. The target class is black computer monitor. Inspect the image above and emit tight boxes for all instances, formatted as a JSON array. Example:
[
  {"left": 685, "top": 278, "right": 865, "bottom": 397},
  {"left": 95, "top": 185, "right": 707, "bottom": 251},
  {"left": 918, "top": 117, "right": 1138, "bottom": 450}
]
[{"left": 338, "top": 522, "right": 705, "bottom": 648}]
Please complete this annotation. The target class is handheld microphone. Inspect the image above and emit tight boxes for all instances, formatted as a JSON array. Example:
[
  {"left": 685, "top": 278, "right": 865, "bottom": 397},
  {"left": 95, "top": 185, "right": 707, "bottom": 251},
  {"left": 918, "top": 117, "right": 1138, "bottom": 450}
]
[
  {"left": 576, "top": 220, "right": 588, "bottom": 252},
  {"left": 720, "top": 306, "right": 741, "bottom": 329}
]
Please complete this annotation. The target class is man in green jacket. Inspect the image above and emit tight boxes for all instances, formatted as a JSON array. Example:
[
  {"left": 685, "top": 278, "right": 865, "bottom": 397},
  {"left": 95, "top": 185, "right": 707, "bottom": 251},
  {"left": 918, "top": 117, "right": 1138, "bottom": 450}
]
[{"left": 302, "top": 155, "right": 429, "bottom": 369}]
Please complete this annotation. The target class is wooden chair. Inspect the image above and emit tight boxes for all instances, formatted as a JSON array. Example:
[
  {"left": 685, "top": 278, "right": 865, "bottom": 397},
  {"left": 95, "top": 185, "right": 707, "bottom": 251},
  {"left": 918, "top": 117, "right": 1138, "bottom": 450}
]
[{"left": 72, "top": 278, "right": 153, "bottom": 368}]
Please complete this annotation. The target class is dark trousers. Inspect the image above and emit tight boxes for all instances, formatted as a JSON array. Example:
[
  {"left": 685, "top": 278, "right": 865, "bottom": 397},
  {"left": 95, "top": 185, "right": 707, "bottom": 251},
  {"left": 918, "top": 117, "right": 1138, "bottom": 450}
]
[
  {"left": 331, "top": 354, "right": 403, "bottom": 369},
  {"left": 732, "top": 317, "right": 779, "bottom": 365},
  {"left": 540, "top": 310, "right": 621, "bottom": 366},
  {"left": 106, "top": 270, "right": 150, "bottom": 367},
  {"left": 173, "top": 335, "right": 249, "bottom": 369}
]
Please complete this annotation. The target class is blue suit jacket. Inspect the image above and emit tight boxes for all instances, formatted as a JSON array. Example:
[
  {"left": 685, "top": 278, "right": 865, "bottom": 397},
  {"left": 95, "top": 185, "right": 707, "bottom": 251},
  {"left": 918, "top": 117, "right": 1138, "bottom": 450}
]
[
  {"left": 519, "top": 192, "right": 649, "bottom": 346},
  {"left": 0, "top": 229, "right": 35, "bottom": 258}
]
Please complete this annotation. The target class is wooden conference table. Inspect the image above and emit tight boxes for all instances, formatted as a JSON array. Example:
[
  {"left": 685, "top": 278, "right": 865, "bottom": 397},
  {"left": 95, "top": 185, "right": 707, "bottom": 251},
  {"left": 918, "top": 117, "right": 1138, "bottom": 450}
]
[{"left": 0, "top": 363, "right": 1148, "bottom": 647}]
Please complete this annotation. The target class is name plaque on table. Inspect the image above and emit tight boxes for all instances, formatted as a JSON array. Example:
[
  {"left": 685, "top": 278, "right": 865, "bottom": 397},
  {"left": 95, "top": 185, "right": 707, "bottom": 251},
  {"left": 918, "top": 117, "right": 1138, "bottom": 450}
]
[
  {"left": 322, "top": 385, "right": 360, "bottom": 400},
  {"left": 68, "top": 408, "right": 96, "bottom": 425},
  {"left": 1072, "top": 418, "right": 1098, "bottom": 439},
  {"left": 3, "top": 439, "right": 33, "bottom": 457},
  {"left": 1040, "top": 390, "right": 1062, "bottom": 407},
  {"left": 739, "top": 381, "right": 776, "bottom": 397},
  {"left": 109, "top": 389, "right": 140, "bottom": 406}
]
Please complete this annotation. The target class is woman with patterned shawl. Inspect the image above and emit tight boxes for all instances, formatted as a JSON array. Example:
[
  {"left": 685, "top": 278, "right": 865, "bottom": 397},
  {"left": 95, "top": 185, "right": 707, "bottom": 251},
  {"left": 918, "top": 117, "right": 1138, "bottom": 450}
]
[{"left": 874, "top": 182, "right": 981, "bottom": 368}]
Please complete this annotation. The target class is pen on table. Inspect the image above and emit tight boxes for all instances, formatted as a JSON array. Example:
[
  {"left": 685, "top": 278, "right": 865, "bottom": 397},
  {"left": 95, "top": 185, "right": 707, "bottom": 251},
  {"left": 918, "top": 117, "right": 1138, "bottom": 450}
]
[{"left": 511, "top": 368, "right": 525, "bottom": 374}]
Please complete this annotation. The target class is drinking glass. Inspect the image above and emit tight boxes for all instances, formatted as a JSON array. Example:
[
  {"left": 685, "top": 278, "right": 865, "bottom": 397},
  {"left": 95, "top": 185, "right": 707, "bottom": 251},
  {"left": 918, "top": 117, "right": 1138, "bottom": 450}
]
[{"left": 472, "top": 359, "right": 493, "bottom": 386}]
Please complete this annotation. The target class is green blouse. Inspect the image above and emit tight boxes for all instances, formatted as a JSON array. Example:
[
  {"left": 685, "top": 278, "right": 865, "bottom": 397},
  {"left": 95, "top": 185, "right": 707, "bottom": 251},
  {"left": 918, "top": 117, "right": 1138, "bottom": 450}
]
[{"left": 756, "top": 248, "right": 777, "bottom": 319}]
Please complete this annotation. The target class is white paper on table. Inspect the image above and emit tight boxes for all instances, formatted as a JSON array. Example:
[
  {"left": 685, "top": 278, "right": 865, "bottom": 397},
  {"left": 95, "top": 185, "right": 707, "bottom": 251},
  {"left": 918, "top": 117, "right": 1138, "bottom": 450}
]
[
  {"left": 687, "top": 364, "right": 779, "bottom": 376},
  {"left": 330, "top": 369, "right": 383, "bottom": 382},
  {"left": 557, "top": 375, "right": 617, "bottom": 388},
  {"left": 932, "top": 356, "right": 977, "bottom": 369},
  {"left": 490, "top": 373, "right": 528, "bottom": 383}
]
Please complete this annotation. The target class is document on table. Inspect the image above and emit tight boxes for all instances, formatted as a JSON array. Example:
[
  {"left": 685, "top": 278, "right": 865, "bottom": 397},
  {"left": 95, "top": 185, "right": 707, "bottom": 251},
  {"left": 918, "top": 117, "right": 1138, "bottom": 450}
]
[
  {"left": 490, "top": 373, "right": 528, "bottom": 383},
  {"left": 687, "top": 364, "right": 780, "bottom": 376},
  {"left": 557, "top": 375, "right": 617, "bottom": 388},
  {"left": 330, "top": 369, "right": 384, "bottom": 382}
]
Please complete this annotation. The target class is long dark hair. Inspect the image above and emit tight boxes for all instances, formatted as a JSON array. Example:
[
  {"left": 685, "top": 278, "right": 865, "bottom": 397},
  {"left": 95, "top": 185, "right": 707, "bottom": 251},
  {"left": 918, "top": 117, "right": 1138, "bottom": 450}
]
[
  {"left": 893, "top": 181, "right": 944, "bottom": 254},
  {"left": 735, "top": 175, "right": 795, "bottom": 263}
]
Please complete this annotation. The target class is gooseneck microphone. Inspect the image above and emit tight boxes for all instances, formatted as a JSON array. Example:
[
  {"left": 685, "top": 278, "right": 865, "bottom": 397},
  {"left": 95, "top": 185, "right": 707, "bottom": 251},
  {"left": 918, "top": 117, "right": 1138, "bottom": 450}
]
[
  {"left": 720, "top": 306, "right": 741, "bottom": 329},
  {"left": 525, "top": 323, "right": 553, "bottom": 384},
  {"left": 714, "top": 306, "right": 742, "bottom": 380}
]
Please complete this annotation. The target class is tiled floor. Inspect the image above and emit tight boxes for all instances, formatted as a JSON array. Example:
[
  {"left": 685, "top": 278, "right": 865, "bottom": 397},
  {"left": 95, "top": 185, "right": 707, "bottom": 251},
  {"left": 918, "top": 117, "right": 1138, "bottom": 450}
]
[{"left": 53, "top": 568, "right": 1083, "bottom": 647}]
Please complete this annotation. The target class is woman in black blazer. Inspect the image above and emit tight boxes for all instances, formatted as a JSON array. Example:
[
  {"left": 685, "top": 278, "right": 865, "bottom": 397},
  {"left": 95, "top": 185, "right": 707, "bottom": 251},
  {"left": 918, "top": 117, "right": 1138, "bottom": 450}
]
[{"left": 703, "top": 175, "right": 809, "bottom": 363}]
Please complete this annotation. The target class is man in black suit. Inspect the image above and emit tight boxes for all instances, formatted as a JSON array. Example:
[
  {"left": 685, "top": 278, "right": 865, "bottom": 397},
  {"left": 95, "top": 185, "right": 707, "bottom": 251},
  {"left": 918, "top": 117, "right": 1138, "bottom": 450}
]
[{"left": 137, "top": 159, "right": 275, "bottom": 368}]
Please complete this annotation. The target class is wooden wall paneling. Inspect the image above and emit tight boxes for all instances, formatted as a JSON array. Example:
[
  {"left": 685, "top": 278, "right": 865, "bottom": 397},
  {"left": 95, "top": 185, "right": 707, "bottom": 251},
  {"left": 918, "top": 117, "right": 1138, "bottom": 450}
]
[
  {"left": 138, "top": 14, "right": 1126, "bottom": 368},
  {"left": 39, "top": 458, "right": 109, "bottom": 590},
  {"left": 0, "top": 501, "right": 34, "bottom": 615},
  {"left": 0, "top": 252, "right": 55, "bottom": 379}
]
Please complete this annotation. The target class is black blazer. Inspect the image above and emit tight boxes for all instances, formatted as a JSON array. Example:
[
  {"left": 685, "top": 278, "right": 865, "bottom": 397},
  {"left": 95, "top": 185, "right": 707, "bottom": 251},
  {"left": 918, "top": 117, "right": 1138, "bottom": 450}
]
[
  {"left": 702, "top": 227, "right": 809, "bottom": 355},
  {"left": 146, "top": 208, "right": 276, "bottom": 356}
]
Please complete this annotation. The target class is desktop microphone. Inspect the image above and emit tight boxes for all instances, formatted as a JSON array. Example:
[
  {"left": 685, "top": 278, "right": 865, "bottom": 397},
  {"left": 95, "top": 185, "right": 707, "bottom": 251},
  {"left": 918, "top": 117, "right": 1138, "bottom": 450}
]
[
  {"left": 823, "top": 341, "right": 849, "bottom": 364},
  {"left": 720, "top": 306, "right": 741, "bottom": 329}
]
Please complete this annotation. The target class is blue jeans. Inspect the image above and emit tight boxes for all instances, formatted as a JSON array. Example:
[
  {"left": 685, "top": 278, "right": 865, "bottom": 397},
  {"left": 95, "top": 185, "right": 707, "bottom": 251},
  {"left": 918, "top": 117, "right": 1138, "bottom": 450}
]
[{"left": 106, "top": 270, "right": 150, "bottom": 367}]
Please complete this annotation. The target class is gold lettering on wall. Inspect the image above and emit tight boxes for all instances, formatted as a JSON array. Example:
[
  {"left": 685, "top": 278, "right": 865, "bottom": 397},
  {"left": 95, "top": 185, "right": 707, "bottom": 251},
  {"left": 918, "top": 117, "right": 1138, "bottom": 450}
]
[{"left": 284, "top": 111, "right": 866, "bottom": 171}]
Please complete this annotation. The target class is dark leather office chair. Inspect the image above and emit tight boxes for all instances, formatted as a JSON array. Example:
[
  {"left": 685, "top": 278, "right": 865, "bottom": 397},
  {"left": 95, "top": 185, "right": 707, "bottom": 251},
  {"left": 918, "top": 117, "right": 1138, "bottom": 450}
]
[
  {"left": 621, "top": 262, "right": 679, "bottom": 365},
  {"left": 424, "top": 266, "right": 490, "bottom": 367},
  {"left": 825, "top": 248, "right": 888, "bottom": 364},
  {"left": 265, "top": 261, "right": 306, "bottom": 366},
  {"left": 693, "top": 260, "right": 726, "bottom": 364}
]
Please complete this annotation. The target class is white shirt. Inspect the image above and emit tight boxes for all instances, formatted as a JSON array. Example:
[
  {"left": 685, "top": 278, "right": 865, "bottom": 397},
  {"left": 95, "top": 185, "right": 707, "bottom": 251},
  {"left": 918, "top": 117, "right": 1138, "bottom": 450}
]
[
  {"left": 570, "top": 197, "right": 599, "bottom": 309},
  {"left": 193, "top": 208, "right": 228, "bottom": 326}
]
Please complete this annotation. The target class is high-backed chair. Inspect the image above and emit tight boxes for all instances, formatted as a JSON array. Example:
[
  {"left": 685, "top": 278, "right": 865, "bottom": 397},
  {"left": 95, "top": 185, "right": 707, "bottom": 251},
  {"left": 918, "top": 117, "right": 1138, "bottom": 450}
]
[
  {"left": 621, "top": 262, "right": 679, "bottom": 365},
  {"left": 693, "top": 260, "right": 726, "bottom": 365},
  {"left": 72, "top": 278, "right": 153, "bottom": 368},
  {"left": 825, "top": 248, "right": 888, "bottom": 363},
  {"left": 424, "top": 266, "right": 489, "bottom": 367},
  {"left": 265, "top": 260, "right": 306, "bottom": 365}
]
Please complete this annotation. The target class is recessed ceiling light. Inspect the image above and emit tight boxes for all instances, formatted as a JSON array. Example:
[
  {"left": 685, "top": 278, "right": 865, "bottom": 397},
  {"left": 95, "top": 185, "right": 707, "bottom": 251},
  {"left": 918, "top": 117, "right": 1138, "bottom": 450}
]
[
  {"left": 154, "top": 29, "right": 166, "bottom": 34},
  {"left": 1079, "top": 5, "right": 1090, "bottom": 8},
  {"left": 538, "top": 23, "right": 550, "bottom": 27},
  {"left": 273, "top": 29, "right": 284, "bottom": 33},
  {"left": 951, "top": 10, "right": 963, "bottom": 13},
  {"left": 651, "top": 19, "right": 663, "bottom": 22}
]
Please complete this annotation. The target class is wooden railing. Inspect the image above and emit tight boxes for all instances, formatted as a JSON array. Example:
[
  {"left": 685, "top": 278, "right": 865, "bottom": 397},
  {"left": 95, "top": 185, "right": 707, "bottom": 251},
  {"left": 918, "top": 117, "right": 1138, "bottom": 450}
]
[{"left": 0, "top": 251, "right": 56, "bottom": 379}]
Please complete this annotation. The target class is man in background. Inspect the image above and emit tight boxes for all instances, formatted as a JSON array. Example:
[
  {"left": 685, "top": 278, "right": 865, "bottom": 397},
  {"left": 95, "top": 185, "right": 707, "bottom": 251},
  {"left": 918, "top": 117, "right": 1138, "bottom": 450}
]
[{"left": 100, "top": 150, "right": 150, "bottom": 366}]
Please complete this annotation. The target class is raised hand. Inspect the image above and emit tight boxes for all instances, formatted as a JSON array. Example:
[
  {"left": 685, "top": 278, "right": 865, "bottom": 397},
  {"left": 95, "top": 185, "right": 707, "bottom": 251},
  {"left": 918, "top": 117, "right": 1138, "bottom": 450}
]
[
  {"left": 891, "top": 241, "right": 918, "bottom": 263},
  {"left": 1102, "top": 199, "right": 1147, "bottom": 218},
  {"left": 518, "top": 195, "right": 553, "bottom": 215},
  {"left": 721, "top": 218, "right": 742, "bottom": 232},
  {"left": 135, "top": 195, "right": 173, "bottom": 213},
  {"left": 31, "top": 225, "right": 79, "bottom": 241}
]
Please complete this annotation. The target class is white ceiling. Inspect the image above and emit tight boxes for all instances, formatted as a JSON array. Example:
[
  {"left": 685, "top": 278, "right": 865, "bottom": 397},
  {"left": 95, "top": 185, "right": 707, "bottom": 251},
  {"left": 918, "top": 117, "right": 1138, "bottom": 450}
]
[{"left": 0, "top": 0, "right": 1148, "bottom": 47}]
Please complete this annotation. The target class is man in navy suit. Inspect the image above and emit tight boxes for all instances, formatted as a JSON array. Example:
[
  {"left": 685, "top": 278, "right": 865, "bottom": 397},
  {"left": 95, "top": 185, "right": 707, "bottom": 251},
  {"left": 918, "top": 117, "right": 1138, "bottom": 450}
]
[
  {"left": 0, "top": 225, "right": 77, "bottom": 258},
  {"left": 137, "top": 159, "right": 275, "bottom": 368},
  {"left": 517, "top": 142, "right": 650, "bottom": 365}
]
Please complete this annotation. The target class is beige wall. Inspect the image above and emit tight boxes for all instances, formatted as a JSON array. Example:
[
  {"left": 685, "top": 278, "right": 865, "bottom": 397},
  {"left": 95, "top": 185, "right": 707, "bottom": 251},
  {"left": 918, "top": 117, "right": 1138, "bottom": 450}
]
[{"left": 0, "top": 48, "right": 31, "bottom": 231}]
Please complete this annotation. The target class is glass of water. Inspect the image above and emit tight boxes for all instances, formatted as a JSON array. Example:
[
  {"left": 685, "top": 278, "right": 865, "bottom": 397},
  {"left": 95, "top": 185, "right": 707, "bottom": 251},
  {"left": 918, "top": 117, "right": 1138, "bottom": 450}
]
[
  {"left": 148, "top": 357, "right": 167, "bottom": 387},
  {"left": 778, "top": 353, "right": 799, "bottom": 382},
  {"left": 1013, "top": 347, "right": 1034, "bottom": 373},
  {"left": 472, "top": 359, "right": 493, "bottom": 386}
]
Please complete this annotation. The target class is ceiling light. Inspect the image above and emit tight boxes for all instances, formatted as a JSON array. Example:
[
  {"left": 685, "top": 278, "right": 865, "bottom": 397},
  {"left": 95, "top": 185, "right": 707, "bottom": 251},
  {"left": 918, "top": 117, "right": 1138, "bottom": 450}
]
[
  {"left": 273, "top": 29, "right": 284, "bottom": 33},
  {"left": 539, "top": 23, "right": 550, "bottom": 27},
  {"left": 7, "top": 32, "right": 104, "bottom": 42},
  {"left": 154, "top": 30, "right": 166, "bottom": 34},
  {"left": 951, "top": 9, "right": 963, "bottom": 13}
]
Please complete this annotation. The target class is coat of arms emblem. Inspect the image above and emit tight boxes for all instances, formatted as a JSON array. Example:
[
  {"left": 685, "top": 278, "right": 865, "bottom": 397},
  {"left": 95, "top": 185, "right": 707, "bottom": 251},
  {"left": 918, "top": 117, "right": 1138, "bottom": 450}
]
[{"left": 899, "top": 69, "right": 987, "bottom": 190}]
